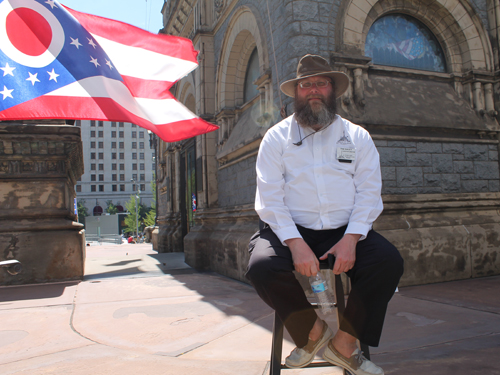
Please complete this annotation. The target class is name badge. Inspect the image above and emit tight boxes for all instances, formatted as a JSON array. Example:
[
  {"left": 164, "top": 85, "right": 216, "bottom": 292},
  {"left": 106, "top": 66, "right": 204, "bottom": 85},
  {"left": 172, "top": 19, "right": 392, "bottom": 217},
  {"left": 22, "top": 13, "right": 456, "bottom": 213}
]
[{"left": 337, "top": 147, "right": 356, "bottom": 163}]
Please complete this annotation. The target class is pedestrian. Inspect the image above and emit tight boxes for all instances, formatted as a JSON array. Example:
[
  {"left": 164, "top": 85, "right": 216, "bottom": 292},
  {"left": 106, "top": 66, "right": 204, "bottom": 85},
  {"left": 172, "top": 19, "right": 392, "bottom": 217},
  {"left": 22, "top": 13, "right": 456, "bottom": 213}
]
[{"left": 246, "top": 54, "right": 404, "bottom": 375}]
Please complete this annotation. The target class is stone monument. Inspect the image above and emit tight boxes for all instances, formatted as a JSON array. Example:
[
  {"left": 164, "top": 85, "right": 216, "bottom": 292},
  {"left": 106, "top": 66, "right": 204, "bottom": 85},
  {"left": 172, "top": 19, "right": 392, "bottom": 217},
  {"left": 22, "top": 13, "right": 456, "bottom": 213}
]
[{"left": 0, "top": 121, "right": 85, "bottom": 285}]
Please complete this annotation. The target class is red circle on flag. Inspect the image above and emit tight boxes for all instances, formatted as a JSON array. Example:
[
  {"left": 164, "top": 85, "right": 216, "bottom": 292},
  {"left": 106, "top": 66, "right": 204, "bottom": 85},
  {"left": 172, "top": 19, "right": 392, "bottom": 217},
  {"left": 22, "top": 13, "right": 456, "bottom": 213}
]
[{"left": 6, "top": 7, "right": 52, "bottom": 57}]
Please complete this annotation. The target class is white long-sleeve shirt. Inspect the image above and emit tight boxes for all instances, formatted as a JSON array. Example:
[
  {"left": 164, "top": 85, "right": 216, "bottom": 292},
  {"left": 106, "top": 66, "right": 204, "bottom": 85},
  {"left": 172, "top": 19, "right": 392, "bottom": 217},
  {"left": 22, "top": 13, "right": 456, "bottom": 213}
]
[{"left": 255, "top": 114, "right": 383, "bottom": 245}]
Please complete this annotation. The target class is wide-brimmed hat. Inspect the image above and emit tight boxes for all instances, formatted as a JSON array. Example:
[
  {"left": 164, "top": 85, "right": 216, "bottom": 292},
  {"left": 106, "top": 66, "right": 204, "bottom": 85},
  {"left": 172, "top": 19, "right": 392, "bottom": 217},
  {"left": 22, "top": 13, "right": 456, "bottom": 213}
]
[{"left": 280, "top": 54, "right": 349, "bottom": 98}]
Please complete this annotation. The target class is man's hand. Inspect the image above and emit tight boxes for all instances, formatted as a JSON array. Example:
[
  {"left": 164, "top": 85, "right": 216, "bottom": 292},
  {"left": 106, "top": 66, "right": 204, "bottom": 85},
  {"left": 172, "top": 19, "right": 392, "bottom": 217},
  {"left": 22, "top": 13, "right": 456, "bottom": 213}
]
[
  {"left": 319, "top": 234, "right": 361, "bottom": 275},
  {"left": 285, "top": 238, "right": 319, "bottom": 277}
]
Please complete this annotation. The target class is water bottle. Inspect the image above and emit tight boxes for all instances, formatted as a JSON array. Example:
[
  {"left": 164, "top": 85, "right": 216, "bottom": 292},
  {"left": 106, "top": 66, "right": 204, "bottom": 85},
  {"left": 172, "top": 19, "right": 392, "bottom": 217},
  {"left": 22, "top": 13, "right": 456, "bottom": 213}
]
[{"left": 309, "top": 273, "right": 334, "bottom": 314}]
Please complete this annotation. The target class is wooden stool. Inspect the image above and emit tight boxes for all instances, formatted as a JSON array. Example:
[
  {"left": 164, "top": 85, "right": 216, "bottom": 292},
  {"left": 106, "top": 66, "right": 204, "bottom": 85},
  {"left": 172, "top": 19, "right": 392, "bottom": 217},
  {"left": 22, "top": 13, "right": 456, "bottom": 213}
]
[{"left": 268, "top": 256, "right": 370, "bottom": 374}]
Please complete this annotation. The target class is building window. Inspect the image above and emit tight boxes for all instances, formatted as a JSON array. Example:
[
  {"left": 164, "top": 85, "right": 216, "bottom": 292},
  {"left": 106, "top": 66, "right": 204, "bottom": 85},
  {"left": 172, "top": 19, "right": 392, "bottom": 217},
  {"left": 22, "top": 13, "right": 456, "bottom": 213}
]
[
  {"left": 99, "top": 142, "right": 104, "bottom": 148},
  {"left": 140, "top": 184, "right": 146, "bottom": 191},
  {"left": 75, "top": 120, "right": 81, "bottom": 127},
  {"left": 139, "top": 131, "right": 144, "bottom": 138},
  {"left": 132, "top": 153, "right": 137, "bottom": 160},
  {"left": 99, "top": 174, "right": 104, "bottom": 181},
  {"left": 111, "top": 122, "right": 116, "bottom": 127},
  {"left": 90, "top": 141, "right": 96, "bottom": 148},
  {"left": 132, "top": 131, "right": 137, "bottom": 138},
  {"left": 76, "top": 185, "right": 81, "bottom": 192},
  {"left": 93, "top": 205, "right": 103, "bottom": 215},
  {"left": 111, "top": 142, "right": 116, "bottom": 148},
  {"left": 98, "top": 121, "right": 104, "bottom": 127},
  {"left": 119, "top": 153, "right": 124, "bottom": 160},
  {"left": 98, "top": 131, "right": 104, "bottom": 137},
  {"left": 111, "top": 131, "right": 116, "bottom": 137},
  {"left": 132, "top": 142, "right": 137, "bottom": 149},
  {"left": 116, "top": 205, "right": 124, "bottom": 212},
  {"left": 139, "top": 142, "right": 144, "bottom": 149},
  {"left": 91, "top": 185, "right": 96, "bottom": 192},
  {"left": 119, "top": 122, "right": 124, "bottom": 127},
  {"left": 90, "top": 131, "right": 96, "bottom": 137},
  {"left": 140, "top": 174, "right": 145, "bottom": 181},
  {"left": 132, "top": 173, "right": 137, "bottom": 181},
  {"left": 90, "top": 121, "right": 96, "bottom": 127},
  {"left": 99, "top": 185, "right": 104, "bottom": 192},
  {"left": 119, "top": 142, "right": 124, "bottom": 149},
  {"left": 140, "top": 153, "right": 144, "bottom": 160},
  {"left": 91, "top": 174, "right": 96, "bottom": 181},
  {"left": 120, "top": 174, "right": 125, "bottom": 181},
  {"left": 112, "top": 185, "right": 117, "bottom": 191},
  {"left": 365, "top": 14, "right": 446, "bottom": 73},
  {"left": 112, "top": 163, "right": 117, "bottom": 170},
  {"left": 98, "top": 152, "right": 104, "bottom": 159},
  {"left": 112, "top": 174, "right": 117, "bottom": 181},
  {"left": 120, "top": 184, "right": 125, "bottom": 191},
  {"left": 140, "top": 163, "right": 145, "bottom": 170},
  {"left": 112, "top": 153, "right": 117, "bottom": 160},
  {"left": 119, "top": 164, "right": 125, "bottom": 170},
  {"left": 91, "top": 163, "right": 96, "bottom": 170},
  {"left": 99, "top": 164, "right": 104, "bottom": 171},
  {"left": 131, "top": 124, "right": 136, "bottom": 127},
  {"left": 132, "top": 164, "right": 137, "bottom": 170},
  {"left": 119, "top": 131, "right": 124, "bottom": 138},
  {"left": 244, "top": 48, "right": 260, "bottom": 103},
  {"left": 90, "top": 152, "right": 96, "bottom": 159}
]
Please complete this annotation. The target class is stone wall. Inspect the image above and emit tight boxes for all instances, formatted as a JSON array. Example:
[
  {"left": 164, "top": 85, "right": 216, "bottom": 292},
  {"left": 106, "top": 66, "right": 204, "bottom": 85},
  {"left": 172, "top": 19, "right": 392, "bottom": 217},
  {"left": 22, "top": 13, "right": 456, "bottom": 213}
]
[
  {"left": 377, "top": 141, "right": 500, "bottom": 195},
  {"left": 217, "top": 155, "right": 257, "bottom": 207}
]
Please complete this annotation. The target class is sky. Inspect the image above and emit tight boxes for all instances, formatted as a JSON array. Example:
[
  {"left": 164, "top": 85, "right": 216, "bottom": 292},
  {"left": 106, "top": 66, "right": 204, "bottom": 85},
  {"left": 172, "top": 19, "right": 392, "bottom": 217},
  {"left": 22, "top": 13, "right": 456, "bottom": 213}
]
[{"left": 59, "top": 0, "right": 166, "bottom": 34}]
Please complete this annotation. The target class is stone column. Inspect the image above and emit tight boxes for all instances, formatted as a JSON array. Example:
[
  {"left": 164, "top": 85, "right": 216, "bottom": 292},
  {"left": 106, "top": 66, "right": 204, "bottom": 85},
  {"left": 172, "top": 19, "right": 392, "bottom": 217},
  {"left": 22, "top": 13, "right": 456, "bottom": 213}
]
[{"left": 0, "top": 123, "right": 84, "bottom": 285}]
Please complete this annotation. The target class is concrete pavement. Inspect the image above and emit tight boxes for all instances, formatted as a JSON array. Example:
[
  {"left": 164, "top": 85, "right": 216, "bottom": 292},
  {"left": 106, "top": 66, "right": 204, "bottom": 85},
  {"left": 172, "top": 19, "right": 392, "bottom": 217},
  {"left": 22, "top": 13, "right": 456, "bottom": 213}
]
[{"left": 1, "top": 242, "right": 499, "bottom": 374}]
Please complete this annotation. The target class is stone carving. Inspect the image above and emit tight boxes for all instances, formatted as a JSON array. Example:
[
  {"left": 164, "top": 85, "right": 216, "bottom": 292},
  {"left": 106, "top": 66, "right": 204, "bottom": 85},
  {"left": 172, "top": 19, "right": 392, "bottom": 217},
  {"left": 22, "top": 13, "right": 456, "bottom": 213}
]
[{"left": 215, "top": 0, "right": 224, "bottom": 14}]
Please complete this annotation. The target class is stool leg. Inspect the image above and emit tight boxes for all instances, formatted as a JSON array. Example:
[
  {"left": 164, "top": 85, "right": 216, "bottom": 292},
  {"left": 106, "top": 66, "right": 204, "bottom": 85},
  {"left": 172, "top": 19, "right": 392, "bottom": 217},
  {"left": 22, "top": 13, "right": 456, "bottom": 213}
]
[{"left": 270, "top": 312, "right": 284, "bottom": 375}]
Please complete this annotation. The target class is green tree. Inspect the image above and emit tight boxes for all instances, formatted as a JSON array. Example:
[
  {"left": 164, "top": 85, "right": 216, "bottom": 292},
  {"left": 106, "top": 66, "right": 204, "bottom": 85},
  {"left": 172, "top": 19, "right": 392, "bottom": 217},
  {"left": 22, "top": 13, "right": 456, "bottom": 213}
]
[
  {"left": 124, "top": 196, "right": 151, "bottom": 235},
  {"left": 77, "top": 199, "right": 88, "bottom": 225},
  {"left": 143, "top": 176, "right": 156, "bottom": 227},
  {"left": 105, "top": 200, "right": 118, "bottom": 214}
]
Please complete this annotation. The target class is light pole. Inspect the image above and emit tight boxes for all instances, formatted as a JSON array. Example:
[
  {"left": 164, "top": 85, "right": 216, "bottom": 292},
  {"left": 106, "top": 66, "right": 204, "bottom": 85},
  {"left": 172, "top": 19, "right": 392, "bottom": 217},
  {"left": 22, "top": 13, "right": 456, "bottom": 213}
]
[{"left": 130, "top": 178, "right": 140, "bottom": 238}]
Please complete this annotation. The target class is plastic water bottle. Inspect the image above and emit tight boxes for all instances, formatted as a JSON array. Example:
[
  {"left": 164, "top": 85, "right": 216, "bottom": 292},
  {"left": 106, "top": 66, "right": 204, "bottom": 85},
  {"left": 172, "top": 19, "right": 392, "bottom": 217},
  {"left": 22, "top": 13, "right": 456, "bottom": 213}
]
[{"left": 309, "top": 273, "right": 334, "bottom": 314}]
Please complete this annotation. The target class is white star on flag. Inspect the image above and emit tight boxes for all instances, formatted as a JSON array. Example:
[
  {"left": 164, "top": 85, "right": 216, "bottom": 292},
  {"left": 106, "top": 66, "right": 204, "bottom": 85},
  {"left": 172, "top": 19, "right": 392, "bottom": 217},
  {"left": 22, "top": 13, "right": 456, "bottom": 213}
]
[
  {"left": 70, "top": 37, "right": 82, "bottom": 49},
  {"left": 26, "top": 73, "right": 40, "bottom": 86},
  {"left": 89, "top": 56, "right": 100, "bottom": 67},
  {"left": 47, "top": 69, "right": 59, "bottom": 82},
  {"left": 1, "top": 63, "right": 15, "bottom": 77},
  {"left": 45, "top": 0, "right": 57, "bottom": 9},
  {"left": 87, "top": 38, "right": 97, "bottom": 49},
  {"left": 105, "top": 59, "right": 113, "bottom": 70},
  {"left": 1, "top": 86, "right": 13, "bottom": 100}
]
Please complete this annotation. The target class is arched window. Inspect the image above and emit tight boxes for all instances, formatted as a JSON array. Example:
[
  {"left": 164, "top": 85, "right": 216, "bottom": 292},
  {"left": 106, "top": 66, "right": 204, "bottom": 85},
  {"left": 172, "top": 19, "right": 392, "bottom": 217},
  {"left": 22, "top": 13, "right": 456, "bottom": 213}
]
[
  {"left": 365, "top": 14, "right": 446, "bottom": 73},
  {"left": 243, "top": 48, "right": 260, "bottom": 103},
  {"left": 116, "top": 205, "right": 124, "bottom": 212},
  {"left": 93, "top": 206, "right": 103, "bottom": 216}
]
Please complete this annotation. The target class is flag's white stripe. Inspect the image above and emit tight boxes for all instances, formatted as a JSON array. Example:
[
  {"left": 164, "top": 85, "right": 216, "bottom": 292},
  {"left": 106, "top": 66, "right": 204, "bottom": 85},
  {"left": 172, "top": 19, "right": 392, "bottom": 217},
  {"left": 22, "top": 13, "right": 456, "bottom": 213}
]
[
  {"left": 44, "top": 76, "right": 197, "bottom": 124},
  {"left": 93, "top": 34, "right": 198, "bottom": 82}
]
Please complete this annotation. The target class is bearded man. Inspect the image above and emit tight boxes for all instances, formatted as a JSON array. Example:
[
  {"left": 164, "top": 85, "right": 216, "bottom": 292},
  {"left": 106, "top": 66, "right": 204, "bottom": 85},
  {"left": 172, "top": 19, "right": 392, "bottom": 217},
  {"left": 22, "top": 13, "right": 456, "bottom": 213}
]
[{"left": 246, "top": 54, "right": 404, "bottom": 375}]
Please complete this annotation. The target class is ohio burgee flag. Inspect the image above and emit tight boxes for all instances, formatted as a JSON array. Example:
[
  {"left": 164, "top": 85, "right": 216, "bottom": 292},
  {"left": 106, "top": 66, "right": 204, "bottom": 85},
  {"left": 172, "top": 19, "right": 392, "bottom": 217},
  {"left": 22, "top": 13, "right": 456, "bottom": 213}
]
[{"left": 0, "top": 0, "right": 218, "bottom": 142}]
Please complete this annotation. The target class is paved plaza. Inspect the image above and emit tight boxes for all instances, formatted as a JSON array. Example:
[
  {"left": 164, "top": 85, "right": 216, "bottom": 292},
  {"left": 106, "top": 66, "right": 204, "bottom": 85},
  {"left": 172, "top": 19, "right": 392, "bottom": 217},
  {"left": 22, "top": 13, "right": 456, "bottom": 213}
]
[{"left": 1, "top": 243, "right": 499, "bottom": 374}]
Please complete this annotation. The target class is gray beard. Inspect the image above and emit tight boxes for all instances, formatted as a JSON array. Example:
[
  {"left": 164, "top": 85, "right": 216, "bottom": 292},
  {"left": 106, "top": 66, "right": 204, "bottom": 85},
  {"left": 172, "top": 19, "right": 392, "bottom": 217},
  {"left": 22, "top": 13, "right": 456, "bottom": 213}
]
[{"left": 294, "top": 94, "right": 337, "bottom": 130}]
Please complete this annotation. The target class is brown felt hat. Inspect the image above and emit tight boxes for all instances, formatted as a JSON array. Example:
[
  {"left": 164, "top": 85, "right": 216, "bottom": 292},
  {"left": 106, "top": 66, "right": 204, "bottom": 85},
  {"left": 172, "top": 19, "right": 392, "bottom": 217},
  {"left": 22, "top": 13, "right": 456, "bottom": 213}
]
[{"left": 280, "top": 54, "right": 349, "bottom": 98}]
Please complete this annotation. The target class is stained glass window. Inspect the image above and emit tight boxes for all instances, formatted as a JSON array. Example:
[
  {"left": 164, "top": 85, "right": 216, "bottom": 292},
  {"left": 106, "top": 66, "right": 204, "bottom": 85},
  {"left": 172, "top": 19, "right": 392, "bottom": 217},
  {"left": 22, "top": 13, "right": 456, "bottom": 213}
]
[
  {"left": 365, "top": 14, "right": 446, "bottom": 73},
  {"left": 244, "top": 48, "right": 260, "bottom": 103}
]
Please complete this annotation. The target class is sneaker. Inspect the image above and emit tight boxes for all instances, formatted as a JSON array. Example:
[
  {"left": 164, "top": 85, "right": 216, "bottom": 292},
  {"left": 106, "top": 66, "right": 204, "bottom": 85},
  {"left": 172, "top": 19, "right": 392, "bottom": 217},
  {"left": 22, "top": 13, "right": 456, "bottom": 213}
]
[
  {"left": 323, "top": 342, "right": 384, "bottom": 375},
  {"left": 285, "top": 320, "right": 334, "bottom": 368}
]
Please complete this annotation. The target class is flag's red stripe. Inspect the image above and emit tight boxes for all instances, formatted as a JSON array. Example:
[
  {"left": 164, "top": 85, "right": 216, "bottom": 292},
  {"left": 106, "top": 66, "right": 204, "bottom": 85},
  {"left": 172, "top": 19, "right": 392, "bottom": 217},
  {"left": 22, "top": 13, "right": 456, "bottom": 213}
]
[
  {"left": 121, "top": 76, "right": 175, "bottom": 99},
  {"left": 0, "top": 96, "right": 218, "bottom": 142},
  {"left": 64, "top": 6, "right": 198, "bottom": 63}
]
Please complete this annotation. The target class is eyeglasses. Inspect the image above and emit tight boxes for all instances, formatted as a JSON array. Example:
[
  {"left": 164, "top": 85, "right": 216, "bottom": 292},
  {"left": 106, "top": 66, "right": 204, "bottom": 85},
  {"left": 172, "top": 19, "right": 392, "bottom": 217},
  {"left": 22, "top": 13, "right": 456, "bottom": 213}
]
[{"left": 297, "top": 80, "right": 331, "bottom": 89}]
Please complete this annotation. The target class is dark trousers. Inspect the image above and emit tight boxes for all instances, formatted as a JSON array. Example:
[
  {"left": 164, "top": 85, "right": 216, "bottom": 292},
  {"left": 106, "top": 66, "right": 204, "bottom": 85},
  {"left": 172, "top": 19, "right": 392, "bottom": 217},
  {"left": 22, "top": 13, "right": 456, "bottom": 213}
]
[{"left": 246, "top": 224, "right": 404, "bottom": 348}]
